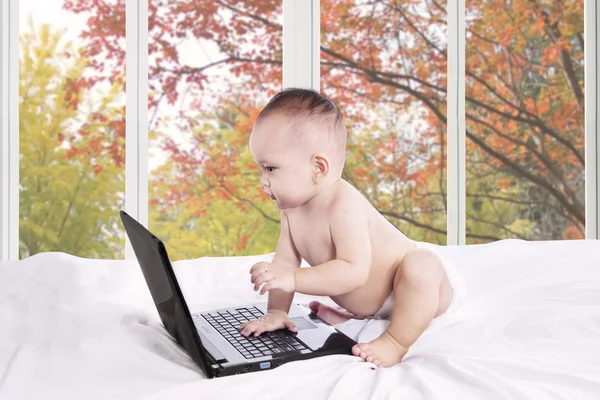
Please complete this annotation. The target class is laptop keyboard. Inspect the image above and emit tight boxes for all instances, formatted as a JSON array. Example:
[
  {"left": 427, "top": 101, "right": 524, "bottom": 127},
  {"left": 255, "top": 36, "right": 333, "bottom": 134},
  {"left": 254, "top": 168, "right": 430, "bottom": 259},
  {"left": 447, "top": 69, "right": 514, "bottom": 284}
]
[{"left": 201, "top": 307, "right": 308, "bottom": 359}]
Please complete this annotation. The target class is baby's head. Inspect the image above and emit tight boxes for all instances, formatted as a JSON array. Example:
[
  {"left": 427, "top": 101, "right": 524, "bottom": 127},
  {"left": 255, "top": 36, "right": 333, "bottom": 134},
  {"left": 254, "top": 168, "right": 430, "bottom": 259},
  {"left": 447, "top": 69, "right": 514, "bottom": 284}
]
[{"left": 249, "top": 88, "right": 348, "bottom": 209}]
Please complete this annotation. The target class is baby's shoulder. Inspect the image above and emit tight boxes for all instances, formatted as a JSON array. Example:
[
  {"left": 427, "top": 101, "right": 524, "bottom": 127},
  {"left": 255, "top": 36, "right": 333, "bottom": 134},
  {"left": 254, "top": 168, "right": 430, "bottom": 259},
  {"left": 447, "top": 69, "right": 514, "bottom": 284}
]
[
  {"left": 330, "top": 180, "right": 371, "bottom": 211},
  {"left": 326, "top": 184, "right": 371, "bottom": 226}
]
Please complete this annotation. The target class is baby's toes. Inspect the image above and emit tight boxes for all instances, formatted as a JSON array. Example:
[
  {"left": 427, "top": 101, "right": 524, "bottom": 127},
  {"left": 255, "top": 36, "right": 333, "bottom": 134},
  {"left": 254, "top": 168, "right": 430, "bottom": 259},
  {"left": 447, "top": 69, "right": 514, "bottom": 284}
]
[
  {"left": 364, "top": 351, "right": 383, "bottom": 366},
  {"left": 352, "top": 344, "right": 363, "bottom": 357},
  {"left": 352, "top": 343, "right": 371, "bottom": 360}
]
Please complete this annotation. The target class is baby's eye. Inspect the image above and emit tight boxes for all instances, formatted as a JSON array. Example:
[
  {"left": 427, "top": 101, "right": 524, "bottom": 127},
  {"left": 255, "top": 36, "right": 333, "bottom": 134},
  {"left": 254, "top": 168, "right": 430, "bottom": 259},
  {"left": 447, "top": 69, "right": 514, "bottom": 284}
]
[{"left": 265, "top": 166, "right": 275, "bottom": 172}]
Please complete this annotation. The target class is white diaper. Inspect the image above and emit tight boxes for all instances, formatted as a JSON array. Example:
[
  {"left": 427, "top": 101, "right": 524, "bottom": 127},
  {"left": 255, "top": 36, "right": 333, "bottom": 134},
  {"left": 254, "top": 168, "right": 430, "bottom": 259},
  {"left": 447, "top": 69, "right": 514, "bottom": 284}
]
[{"left": 335, "top": 241, "right": 466, "bottom": 340}]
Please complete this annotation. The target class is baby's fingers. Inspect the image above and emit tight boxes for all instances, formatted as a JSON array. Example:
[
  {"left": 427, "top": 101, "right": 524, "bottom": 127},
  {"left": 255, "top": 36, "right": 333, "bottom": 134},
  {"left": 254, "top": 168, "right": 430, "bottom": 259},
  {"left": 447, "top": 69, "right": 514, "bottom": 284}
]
[
  {"left": 250, "top": 261, "right": 268, "bottom": 275},
  {"left": 239, "top": 321, "right": 250, "bottom": 330},
  {"left": 240, "top": 322, "right": 258, "bottom": 336},
  {"left": 240, "top": 319, "right": 260, "bottom": 333},
  {"left": 260, "top": 281, "right": 277, "bottom": 295},
  {"left": 254, "top": 272, "right": 274, "bottom": 291},
  {"left": 252, "top": 322, "right": 276, "bottom": 337}
]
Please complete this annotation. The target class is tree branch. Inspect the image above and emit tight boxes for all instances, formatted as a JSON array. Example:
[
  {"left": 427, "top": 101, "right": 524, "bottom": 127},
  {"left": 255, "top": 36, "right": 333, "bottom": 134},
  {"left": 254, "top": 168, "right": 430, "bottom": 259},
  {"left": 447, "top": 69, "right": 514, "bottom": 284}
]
[
  {"left": 466, "top": 69, "right": 584, "bottom": 165},
  {"left": 527, "top": 0, "right": 584, "bottom": 108},
  {"left": 214, "top": 0, "right": 282, "bottom": 30},
  {"left": 466, "top": 129, "right": 585, "bottom": 224},
  {"left": 466, "top": 192, "right": 564, "bottom": 214},
  {"left": 465, "top": 93, "right": 584, "bottom": 165},
  {"left": 217, "top": 182, "right": 280, "bottom": 224},
  {"left": 380, "top": 210, "right": 502, "bottom": 242},
  {"left": 466, "top": 113, "right": 582, "bottom": 204},
  {"left": 466, "top": 213, "right": 528, "bottom": 240},
  {"left": 320, "top": 49, "right": 445, "bottom": 93},
  {"left": 382, "top": 0, "right": 446, "bottom": 57}
]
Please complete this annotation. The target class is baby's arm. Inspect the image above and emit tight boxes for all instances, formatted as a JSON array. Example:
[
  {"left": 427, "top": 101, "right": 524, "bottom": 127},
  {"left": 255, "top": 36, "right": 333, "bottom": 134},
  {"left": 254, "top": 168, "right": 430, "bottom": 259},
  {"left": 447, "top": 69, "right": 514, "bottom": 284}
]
[
  {"left": 266, "top": 211, "right": 301, "bottom": 313},
  {"left": 241, "top": 211, "right": 300, "bottom": 336},
  {"left": 294, "top": 200, "right": 371, "bottom": 296}
]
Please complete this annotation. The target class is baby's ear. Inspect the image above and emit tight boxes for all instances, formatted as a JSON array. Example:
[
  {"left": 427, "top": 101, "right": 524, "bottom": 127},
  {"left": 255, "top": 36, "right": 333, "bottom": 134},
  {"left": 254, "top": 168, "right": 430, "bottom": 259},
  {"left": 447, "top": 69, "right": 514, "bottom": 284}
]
[{"left": 312, "top": 153, "right": 330, "bottom": 183}]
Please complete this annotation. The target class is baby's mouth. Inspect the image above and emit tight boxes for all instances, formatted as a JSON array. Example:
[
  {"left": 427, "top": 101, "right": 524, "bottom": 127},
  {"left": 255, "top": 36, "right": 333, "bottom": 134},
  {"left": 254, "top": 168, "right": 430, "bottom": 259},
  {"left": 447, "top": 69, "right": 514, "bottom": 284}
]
[{"left": 265, "top": 192, "right": 276, "bottom": 200}]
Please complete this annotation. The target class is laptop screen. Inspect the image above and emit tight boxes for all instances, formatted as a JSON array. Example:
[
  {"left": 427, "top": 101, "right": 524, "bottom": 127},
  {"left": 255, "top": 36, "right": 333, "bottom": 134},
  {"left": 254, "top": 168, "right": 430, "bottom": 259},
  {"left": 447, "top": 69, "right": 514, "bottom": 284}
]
[{"left": 120, "top": 211, "right": 212, "bottom": 377}]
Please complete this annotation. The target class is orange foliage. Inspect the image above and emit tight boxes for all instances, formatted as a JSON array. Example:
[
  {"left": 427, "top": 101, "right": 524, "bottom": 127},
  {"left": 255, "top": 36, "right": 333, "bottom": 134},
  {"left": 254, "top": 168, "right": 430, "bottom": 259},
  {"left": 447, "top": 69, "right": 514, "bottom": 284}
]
[{"left": 66, "top": 0, "right": 585, "bottom": 242}]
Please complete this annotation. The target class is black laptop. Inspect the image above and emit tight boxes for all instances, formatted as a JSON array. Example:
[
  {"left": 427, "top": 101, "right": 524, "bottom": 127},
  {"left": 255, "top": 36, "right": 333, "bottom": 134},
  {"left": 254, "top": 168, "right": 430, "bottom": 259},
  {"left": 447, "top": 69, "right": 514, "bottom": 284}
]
[{"left": 119, "top": 210, "right": 356, "bottom": 378}]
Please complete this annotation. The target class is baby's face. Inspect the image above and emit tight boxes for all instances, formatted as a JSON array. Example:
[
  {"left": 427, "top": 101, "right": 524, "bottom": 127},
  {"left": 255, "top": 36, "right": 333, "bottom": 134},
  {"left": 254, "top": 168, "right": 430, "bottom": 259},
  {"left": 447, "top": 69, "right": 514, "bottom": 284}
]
[{"left": 249, "top": 114, "right": 316, "bottom": 210}]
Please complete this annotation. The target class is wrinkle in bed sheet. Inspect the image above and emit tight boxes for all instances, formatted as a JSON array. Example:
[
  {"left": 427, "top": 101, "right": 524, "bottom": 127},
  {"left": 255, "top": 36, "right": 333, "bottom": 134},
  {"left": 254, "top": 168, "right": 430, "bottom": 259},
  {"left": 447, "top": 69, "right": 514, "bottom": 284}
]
[{"left": 0, "top": 240, "right": 599, "bottom": 399}]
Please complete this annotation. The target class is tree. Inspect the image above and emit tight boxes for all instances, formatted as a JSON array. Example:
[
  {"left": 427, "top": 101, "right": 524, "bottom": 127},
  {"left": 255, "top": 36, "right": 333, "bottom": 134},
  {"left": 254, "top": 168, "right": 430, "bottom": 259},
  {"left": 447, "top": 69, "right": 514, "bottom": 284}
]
[
  {"left": 319, "top": 0, "right": 584, "bottom": 242},
  {"left": 64, "top": 0, "right": 585, "bottom": 257},
  {"left": 19, "top": 21, "right": 125, "bottom": 259}
]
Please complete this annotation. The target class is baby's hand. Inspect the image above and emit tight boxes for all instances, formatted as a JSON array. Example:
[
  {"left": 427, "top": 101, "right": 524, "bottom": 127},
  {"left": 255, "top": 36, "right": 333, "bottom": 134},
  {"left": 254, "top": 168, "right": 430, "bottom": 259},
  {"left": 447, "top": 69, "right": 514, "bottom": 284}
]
[
  {"left": 239, "top": 309, "right": 298, "bottom": 337},
  {"left": 250, "top": 261, "right": 296, "bottom": 294}
]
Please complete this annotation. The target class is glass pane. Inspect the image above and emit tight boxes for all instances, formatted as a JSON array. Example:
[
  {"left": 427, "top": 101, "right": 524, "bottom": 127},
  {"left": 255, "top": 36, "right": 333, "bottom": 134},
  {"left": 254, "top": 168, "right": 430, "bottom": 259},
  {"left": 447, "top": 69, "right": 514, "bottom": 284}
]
[
  {"left": 19, "top": 0, "right": 126, "bottom": 259},
  {"left": 147, "top": 1, "right": 283, "bottom": 260},
  {"left": 321, "top": 0, "right": 448, "bottom": 244},
  {"left": 465, "top": 0, "right": 584, "bottom": 243}
]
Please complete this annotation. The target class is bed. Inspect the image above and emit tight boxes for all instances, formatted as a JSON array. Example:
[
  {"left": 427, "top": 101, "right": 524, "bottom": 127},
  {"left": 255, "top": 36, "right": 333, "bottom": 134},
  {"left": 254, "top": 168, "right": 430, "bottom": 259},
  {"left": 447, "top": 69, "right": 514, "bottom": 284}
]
[{"left": 1, "top": 239, "right": 599, "bottom": 399}]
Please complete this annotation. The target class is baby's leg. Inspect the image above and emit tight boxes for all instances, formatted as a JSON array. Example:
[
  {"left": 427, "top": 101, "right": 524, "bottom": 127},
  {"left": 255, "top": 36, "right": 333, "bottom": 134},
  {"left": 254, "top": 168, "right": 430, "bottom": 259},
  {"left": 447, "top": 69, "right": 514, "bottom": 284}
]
[
  {"left": 352, "top": 249, "right": 452, "bottom": 367},
  {"left": 308, "top": 301, "right": 363, "bottom": 324}
]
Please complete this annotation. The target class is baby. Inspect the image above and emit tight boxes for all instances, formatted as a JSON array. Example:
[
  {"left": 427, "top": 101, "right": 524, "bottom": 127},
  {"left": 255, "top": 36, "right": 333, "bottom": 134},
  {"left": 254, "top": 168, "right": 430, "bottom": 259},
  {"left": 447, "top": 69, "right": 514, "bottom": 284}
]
[{"left": 240, "top": 88, "right": 456, "bottom": 367}]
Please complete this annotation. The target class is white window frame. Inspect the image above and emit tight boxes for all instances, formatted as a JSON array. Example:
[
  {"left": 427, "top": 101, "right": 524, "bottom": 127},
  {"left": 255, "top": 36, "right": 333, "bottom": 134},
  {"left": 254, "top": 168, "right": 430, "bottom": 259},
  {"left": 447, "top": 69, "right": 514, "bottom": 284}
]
[
  {"left": 124, "top": 0, "right": 148, "bottom": 260},
  {"left": 0, "top": 0, "right": 597, "bottom": 261},
  {"left": 1, "top": 0, "right": 19, "bottom": 261},
  {"left": 585, "top": 0, "right": 599, "bottom": 240},
  {"left": 283, "top": 0, "right": 320, "bottom": 90},
  {"left": 447, "top": 0, "right": 466, "bottom": 245}
]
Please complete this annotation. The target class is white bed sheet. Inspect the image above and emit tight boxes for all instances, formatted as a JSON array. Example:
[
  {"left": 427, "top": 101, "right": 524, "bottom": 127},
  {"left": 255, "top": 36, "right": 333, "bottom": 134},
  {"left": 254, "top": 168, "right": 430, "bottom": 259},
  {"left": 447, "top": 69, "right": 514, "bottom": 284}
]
[{"left": 0, "top": 239, "right": 599, "bottom": 399}]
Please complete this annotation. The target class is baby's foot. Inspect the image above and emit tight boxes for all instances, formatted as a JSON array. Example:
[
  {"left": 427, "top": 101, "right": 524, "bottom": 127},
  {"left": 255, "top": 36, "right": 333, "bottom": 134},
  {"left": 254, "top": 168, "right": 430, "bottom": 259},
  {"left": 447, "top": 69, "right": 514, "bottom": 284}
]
[
  {"left": 352, "top": 330, "right": 408, "bottom": 367},
  {"left": 308, "top": 301, "right": 357, "bottom": 325}
]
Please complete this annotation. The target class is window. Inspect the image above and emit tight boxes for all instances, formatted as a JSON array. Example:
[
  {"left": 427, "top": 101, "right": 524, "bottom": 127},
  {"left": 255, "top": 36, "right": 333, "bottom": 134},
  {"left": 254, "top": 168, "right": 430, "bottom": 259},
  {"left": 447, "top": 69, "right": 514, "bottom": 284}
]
[
  {"left": 147, "top": 1, "right": 283, "bottom": 260},
  {"left": 465, "top": 0, "right": 585, "bottom": 242},
  {"left": 0, "top": 0, "right": 597, "bottom": 261},
  {"left": 18, "top": 0, "right": 126, "bottom": 259},
  {"left": 321, "top": 0, "right": 448, "bottom": 244}
]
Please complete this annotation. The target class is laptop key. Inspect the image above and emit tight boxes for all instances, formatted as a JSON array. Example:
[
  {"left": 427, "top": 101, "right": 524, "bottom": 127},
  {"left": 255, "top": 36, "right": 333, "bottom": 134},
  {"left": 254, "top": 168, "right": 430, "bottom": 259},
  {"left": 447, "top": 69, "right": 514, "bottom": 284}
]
[{"left": 280, "top": 344, "right": 295, "bottom": 352}]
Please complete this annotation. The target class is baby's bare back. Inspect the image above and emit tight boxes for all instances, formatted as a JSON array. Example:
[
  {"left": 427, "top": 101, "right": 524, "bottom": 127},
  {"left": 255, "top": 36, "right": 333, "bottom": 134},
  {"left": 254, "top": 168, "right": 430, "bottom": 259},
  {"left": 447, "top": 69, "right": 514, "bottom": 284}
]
[{"left": 286, "top": 180, "right": 415, "bottom": 317}]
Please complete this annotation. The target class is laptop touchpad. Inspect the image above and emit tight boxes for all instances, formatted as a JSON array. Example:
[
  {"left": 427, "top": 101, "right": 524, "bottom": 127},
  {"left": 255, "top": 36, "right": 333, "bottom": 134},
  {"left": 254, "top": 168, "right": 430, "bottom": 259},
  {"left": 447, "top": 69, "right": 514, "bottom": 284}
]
[{"left": 290, "top": 317, "right": 317, "bottom": 330}]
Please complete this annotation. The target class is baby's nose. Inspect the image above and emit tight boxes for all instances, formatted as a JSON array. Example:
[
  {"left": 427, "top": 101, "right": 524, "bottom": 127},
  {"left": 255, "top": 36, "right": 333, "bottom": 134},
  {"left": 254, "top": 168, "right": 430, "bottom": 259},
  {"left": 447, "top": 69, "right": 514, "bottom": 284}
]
[{"left": 260, "top": 175, "right": 269, "bottom": 187}]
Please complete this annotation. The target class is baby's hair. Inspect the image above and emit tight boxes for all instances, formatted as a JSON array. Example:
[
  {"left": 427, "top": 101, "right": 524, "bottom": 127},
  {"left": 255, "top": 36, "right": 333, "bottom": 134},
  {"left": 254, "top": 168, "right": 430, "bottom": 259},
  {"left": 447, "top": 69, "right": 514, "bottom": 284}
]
[{"left": 256, "top": 88, "right": 347, "bottom": 145}]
